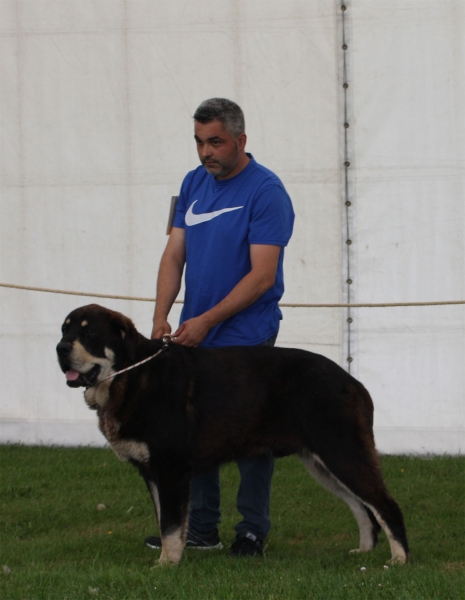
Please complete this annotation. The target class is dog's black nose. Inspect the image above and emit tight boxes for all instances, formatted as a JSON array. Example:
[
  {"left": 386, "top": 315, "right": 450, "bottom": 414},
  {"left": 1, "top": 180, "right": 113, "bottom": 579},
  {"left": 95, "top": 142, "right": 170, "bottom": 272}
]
[{"left": 56, "top": 341, "right": 73, "bottom": 357}]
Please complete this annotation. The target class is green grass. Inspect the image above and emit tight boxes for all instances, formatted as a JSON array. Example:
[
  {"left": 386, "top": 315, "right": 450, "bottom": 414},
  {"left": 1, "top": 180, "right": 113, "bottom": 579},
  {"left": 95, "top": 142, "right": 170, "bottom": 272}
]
[{"left": 0, "top": 446, "right": 464, "bottom": 599}]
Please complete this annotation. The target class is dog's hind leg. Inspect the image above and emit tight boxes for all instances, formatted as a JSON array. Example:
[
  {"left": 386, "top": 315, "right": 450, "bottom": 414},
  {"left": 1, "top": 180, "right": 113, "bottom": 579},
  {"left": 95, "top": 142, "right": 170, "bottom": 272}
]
[
  {"left": 298, "top": 453, "right": 380, "bottom": 553},
  {"left": 299, "top": 451, "right": 409, "bottom": 564}
]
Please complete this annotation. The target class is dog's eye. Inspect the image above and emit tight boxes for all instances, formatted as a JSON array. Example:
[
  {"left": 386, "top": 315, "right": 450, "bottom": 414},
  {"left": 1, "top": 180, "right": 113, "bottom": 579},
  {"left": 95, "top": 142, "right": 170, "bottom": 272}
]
[{"left": 80, "top": 323, "right": 96, "bottom": 338}]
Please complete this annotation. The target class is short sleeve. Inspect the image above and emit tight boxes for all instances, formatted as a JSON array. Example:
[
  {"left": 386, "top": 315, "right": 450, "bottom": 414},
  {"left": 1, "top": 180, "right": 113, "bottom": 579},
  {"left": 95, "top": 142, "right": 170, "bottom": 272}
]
[
  {"left": 248, "top": 184, "right": 295, "bottom": 247},
  {"left": 172, "top": 173, "right": 192, "bottom": 229}
]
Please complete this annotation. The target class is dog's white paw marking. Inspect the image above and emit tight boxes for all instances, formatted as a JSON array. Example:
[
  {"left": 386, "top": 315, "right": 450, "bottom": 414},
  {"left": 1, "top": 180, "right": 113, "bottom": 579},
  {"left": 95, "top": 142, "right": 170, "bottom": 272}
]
[{"left": 387, "top": 554, "right": 407, "bottom": 566}]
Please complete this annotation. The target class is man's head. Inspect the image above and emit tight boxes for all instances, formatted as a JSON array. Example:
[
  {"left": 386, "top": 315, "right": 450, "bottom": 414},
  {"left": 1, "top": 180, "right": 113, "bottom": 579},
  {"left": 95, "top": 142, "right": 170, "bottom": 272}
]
[
  {"left": 194, "top": 98, "right": 245, "bottom": 139},
  {"left": 193, "top": 98, "right": 249, "bottom": 180}
]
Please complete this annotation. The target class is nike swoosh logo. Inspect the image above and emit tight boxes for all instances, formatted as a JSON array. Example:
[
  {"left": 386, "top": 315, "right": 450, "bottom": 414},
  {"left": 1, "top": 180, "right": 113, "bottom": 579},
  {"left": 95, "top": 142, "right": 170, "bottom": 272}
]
[{"left": 185, "top": 200, "right": 243, "bottom": 226}]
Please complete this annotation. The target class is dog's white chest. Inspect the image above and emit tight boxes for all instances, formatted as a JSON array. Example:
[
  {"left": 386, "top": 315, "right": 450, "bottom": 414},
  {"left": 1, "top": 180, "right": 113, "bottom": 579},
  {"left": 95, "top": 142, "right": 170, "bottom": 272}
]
[
  {"left": 84, "top": 384, "right": 110, "bottom": 409},
  {"left": 112, "top": 439, "right": 150, "bottom": 463},
  {"left": 98, "top": 411, "right": 150, "bottom": 464}
]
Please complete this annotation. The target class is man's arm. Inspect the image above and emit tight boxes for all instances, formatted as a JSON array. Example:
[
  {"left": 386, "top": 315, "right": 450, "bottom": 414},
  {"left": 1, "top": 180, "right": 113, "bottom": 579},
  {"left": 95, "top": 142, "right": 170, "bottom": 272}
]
[
  {"left": 151, "top": 227, "right": 186, "bottom": 339},
  {"left": 173, "top": 244, "right": 281, "bottom": 347}
]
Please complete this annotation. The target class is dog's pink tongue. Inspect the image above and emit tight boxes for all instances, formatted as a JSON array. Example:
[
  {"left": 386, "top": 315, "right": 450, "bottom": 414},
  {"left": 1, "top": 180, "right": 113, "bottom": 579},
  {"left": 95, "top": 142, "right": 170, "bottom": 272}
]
[{"left": 66, "top": 370, "right": 80, "bottom": 381}]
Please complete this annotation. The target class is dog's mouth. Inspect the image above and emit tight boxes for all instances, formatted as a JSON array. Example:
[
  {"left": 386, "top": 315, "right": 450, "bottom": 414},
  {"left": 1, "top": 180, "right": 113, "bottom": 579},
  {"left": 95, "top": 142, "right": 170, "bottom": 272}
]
[{"left": 65, "top": 365, "right": 101, "bottom": 388}]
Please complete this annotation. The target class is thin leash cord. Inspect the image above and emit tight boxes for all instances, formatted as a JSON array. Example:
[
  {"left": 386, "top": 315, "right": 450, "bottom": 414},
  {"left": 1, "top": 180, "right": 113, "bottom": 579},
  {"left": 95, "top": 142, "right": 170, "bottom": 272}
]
[
  {"left": 100, "top": 348, "right": 164, "bottom": 383},
  {"left": 99, "top": 335, "right": 175, "bottom": 384}
]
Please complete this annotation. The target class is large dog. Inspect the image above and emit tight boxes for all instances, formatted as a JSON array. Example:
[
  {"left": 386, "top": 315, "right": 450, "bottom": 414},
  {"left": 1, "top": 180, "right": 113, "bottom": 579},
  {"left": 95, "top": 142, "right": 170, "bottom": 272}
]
[{"left": 56, "top": 304, "right": 409, "bottom": 565}]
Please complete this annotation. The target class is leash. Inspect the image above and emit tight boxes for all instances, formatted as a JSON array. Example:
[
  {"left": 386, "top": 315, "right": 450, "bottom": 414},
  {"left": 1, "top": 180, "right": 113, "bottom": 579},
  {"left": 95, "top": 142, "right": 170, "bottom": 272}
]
[{"left": 98, "top": 334, "right": 176, "bottom": 385}]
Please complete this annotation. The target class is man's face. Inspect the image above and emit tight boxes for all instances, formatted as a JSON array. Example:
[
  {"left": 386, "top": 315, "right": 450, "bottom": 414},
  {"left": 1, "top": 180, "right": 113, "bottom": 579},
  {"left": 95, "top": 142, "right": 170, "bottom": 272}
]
[{"left": 194, "top": 120, "right": 246, "bottom": 180}]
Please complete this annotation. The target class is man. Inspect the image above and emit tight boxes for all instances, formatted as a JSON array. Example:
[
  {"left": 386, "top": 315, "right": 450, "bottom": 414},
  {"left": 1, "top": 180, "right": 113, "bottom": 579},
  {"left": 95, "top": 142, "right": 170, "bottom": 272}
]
[{"left": 146, "top": 98, "right": 294, "bottom": 557}]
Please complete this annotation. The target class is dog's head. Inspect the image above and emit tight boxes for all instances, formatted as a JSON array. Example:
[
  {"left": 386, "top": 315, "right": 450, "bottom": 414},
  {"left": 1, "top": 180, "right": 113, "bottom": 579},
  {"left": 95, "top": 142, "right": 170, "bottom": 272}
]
[{"left": 56, "top": 304, "right": 138, "bottom": 388}]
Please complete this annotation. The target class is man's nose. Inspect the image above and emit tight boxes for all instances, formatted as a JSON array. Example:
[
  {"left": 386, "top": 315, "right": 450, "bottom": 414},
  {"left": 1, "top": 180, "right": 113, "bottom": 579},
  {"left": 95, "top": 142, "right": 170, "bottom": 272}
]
[{"left": 199, "top": 144, "right": 212, "bottom": 158}]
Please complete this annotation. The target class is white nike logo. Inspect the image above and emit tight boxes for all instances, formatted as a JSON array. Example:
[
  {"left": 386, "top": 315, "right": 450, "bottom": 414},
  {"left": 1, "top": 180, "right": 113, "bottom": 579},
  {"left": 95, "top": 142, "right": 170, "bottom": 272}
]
[{"left": 185, "top": 200, "right": 243, "bottom": 226}]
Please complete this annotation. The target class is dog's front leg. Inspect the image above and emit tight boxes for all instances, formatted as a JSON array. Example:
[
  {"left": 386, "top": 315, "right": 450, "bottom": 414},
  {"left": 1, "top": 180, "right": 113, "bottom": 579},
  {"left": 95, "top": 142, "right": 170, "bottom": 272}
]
[
  {"left": 138, "top": 468, "right": 162, "bottom": 531},
  {"left": 156, "top": 465, "right": 191, "bottom": 566}
]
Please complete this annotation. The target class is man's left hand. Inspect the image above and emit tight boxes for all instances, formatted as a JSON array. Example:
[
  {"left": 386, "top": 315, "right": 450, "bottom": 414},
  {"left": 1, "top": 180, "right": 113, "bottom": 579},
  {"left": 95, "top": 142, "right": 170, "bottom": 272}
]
[{"left": 173, "top": 316, "right": 211, "bottom": 347}]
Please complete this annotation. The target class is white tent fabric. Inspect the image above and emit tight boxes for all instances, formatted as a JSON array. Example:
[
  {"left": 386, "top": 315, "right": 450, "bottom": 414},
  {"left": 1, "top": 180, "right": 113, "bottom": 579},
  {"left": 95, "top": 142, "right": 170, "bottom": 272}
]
[
  {"left": 347, "top": 1, "right": 464, "bottom": 453},
  {"left": 1, "top": 1, "right": 463, "bottom": 453}
]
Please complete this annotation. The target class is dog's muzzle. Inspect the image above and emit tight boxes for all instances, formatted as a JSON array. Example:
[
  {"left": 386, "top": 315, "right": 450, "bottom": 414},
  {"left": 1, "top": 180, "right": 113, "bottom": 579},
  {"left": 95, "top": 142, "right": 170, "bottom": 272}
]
[{"left": 56, "top": 341, "right": 101, "bottom": 388}]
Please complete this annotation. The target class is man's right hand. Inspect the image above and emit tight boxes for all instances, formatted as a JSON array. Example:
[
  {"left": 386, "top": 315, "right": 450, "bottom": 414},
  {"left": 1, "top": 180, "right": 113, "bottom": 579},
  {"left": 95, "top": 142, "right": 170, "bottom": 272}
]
[{"left": 151, "top": 319, "right": 172, "bottom": 340}]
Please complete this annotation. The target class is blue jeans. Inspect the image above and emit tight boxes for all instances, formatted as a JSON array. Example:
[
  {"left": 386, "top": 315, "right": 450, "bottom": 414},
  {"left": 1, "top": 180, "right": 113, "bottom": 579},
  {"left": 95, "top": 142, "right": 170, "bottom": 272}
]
[{"left": 189, "top": 335, "right": 277, "bottom": 541}]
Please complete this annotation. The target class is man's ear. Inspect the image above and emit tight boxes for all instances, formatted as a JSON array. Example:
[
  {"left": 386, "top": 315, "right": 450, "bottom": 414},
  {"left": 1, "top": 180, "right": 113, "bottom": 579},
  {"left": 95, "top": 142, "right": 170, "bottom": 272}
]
[{"left": 237, "top": 132, "right": 247, "bottom": 151}]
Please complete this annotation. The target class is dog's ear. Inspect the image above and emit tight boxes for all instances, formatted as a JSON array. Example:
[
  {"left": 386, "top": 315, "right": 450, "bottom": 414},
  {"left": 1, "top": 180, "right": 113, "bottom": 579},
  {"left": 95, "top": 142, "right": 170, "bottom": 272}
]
[{"left": 118, "top": 316, "right": 139, "bottom": 362}]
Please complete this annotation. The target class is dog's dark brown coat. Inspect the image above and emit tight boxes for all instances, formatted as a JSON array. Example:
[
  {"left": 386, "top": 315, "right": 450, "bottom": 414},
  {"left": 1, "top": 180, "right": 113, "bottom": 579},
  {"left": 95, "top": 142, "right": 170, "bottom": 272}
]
[{"left": 57, "top": 304, "right": 409, "bottom": 565}]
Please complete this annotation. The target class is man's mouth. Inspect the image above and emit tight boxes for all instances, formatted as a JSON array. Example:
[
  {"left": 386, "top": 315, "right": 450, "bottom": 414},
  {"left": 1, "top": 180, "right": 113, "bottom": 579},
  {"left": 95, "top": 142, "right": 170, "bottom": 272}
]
[{"left": 65, "top": 365, "right": 101, "bottom": 388}]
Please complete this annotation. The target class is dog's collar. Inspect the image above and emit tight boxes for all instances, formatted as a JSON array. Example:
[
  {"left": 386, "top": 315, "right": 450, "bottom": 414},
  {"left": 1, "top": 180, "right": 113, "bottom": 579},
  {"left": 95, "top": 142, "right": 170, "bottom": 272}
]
[{"left": 89, "top": 336, "right": 174, "bottom": 389}]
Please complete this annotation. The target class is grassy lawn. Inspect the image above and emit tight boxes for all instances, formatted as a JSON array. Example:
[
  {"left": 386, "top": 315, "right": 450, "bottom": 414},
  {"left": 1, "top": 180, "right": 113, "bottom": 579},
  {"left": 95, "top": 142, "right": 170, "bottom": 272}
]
[{"left": 0, "top": 446, "right": 464, "bottom": 599}]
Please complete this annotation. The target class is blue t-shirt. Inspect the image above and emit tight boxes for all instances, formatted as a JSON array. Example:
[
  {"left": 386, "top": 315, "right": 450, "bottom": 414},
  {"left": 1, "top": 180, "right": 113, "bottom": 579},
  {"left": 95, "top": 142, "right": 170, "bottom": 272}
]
[{"left": 173, "top": 155, "right": 294, "bottom": 347}]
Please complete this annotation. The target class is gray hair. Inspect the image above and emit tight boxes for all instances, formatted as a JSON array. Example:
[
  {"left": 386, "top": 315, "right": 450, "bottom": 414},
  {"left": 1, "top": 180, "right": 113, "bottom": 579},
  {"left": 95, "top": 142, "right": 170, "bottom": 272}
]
[{"left": 193, "top": 98, "right": 245, "bottom": 139}]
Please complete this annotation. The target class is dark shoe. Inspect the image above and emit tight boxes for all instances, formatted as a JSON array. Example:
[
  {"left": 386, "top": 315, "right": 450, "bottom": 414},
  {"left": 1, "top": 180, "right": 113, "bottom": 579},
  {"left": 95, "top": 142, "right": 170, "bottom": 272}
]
[
  {"left": 145, "top": 527, "right": 223, "bottom": 550},
  {"left": 229, "top": 531, "right": 264, "bottom": 557}
]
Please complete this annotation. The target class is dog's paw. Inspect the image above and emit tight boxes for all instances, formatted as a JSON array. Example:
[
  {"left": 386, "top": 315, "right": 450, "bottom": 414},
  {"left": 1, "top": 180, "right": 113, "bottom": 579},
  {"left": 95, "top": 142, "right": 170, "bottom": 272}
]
[
  {"left": 150, "top": 559, "right": 176, "bottom": 569},
  {"left": 155, "top": 552, "right": 180, "bottom": 567},
  {"left": 386, "top": 554, "right": 407, "bottom": 566}
]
